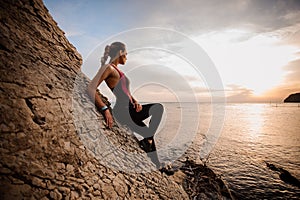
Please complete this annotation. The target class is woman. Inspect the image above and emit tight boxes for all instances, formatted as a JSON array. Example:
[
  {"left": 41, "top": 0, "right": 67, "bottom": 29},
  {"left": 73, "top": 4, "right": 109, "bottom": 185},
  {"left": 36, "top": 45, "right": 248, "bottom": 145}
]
[{"left": 88, "top": 42, "right": 167, "bottom": 171}]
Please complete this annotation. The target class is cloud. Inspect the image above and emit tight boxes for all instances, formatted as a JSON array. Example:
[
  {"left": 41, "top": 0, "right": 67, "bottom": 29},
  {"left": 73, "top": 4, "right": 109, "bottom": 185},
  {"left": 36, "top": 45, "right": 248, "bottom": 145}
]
[
  {"left": 225, "top": 84, "right": 256, "bottom": 102},
  {"left": 46, "top": 0, "right": 300, "bottom": 39},
  {"left": 46, "top": 0, "right": 300, "bottom": 57},
  {"left": 45, "top": 0, "right": 300, "bottom": 103},
  {"left": 132, "top": 0, "right": 300, "bottom": 34},
  {"left": 263, "top": 58, "right": 300, "bottom": 101},
  {"left": 279, "top": 24, "right": 300, "bottom": 47},
  {"left": 283, "top": 58, "right": 300, "bottom": 83}
]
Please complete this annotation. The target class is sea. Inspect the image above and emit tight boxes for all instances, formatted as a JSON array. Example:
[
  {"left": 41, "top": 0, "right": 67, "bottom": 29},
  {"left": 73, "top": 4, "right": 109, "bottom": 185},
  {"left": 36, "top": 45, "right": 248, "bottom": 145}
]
[{"left": 154, "top": 102, "right": 300, "bottom": 200}]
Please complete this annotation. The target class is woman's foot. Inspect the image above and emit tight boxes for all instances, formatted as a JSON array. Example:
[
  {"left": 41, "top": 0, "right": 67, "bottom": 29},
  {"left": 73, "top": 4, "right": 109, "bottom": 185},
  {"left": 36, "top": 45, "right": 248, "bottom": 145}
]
[
  {"left": 139, "top": 137, "right": 164, "bottom": 169},
  {"left": 139, "top": 137, "right": 155, "bottom": 152},
  {"left": 139, "top": 138, "right": 152, "bottom": 152}
]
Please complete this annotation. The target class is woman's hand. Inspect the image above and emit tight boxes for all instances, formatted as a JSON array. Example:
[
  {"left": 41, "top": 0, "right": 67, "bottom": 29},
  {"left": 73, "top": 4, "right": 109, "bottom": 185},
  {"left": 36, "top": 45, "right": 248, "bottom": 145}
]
[
  {"left": 133, "top": 102, "right": 142, "bottom": 112},
  {"left": 103, "top": 109, "right": 113, "bottom": 128}
]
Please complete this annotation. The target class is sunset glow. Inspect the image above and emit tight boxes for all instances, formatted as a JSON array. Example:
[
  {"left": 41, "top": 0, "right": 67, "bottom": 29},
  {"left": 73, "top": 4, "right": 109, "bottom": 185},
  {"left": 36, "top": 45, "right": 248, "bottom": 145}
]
[
  {"left": 195, "top": 29, "right": 299, "bottom": 97},
  {"left": 44, "top": 0, "right": 300, "bottom": 102}
]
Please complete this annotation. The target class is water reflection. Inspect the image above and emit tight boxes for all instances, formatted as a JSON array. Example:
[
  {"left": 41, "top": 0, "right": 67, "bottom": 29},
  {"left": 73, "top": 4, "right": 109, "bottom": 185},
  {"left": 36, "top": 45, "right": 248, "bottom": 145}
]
[
  {"left": 246, "top": 104, "right": 265, "bottom": 140},
  {"left": 209, "top": 103, "right": 300, "bottom": 199}
]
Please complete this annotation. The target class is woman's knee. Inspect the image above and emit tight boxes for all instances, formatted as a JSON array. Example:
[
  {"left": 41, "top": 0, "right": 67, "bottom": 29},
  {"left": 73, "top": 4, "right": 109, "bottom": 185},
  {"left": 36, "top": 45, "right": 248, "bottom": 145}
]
[
  {"left": 153, "top": 103, "right": 164, "bottom": 113},
  {"left": 150, "top": 103, "right": 164, "bottom": 115}
]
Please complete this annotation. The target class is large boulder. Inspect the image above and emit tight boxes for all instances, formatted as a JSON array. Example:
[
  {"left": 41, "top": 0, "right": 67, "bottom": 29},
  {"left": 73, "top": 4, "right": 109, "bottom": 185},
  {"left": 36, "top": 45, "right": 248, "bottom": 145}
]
[{"left": 0, "top": 0, "right": 188, "bottom": 199}]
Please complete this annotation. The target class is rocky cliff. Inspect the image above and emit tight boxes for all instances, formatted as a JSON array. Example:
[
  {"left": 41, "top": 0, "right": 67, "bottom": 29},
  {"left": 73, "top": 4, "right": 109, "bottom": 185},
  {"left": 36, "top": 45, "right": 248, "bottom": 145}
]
[
  {"left": 284, "top": 92, "right": 300, "bottom": 103},
  {"left": 0, "top": 0, "right": 231, "bottom": 199}
]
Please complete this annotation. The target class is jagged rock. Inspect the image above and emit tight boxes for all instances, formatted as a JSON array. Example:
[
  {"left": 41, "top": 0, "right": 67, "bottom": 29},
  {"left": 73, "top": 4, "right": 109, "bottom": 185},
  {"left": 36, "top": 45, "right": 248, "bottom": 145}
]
[
  {"left": 0, "top": 0, "right": 188, "bottom": 199},
  {"left": 266, "top": 162, "right": 300, "bottom": 188},
  {"left": 284, "top": 92, "right": 300, "bottom": 103},
  {"left": 0, "top": 0, "right": 230, "bottom": 199},
  {"left": 176, "top": 158, "right": 234, "bottom": 200}
]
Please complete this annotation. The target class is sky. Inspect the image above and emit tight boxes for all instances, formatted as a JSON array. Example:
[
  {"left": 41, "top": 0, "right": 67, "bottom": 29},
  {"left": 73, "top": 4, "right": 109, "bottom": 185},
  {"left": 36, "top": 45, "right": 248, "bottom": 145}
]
[{"left": 44, "top": 0, "right": 300, "bottom": 103}]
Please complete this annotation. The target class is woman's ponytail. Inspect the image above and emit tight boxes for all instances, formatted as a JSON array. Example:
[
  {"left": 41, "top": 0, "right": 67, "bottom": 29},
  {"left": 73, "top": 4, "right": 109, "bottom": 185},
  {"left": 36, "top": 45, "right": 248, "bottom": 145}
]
[
  {"left": 100, "top": 42, "right": 126, "bottom": 66},
  {"left": 101, "top": 45, "right": 110, "bottom": 66}
]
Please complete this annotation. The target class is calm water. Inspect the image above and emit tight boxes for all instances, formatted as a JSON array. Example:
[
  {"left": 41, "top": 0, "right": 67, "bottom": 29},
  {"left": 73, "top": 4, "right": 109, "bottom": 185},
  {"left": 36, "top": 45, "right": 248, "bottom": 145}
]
[{"left": 155, "top": 102, "right": 300, "bottom": 199}]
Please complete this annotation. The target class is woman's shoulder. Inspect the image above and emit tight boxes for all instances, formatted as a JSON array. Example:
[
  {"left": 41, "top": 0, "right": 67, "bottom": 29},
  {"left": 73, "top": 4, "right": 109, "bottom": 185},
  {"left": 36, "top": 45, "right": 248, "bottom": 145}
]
[{"left": 99, "top": 63, "right": 114, "bottom": 73}]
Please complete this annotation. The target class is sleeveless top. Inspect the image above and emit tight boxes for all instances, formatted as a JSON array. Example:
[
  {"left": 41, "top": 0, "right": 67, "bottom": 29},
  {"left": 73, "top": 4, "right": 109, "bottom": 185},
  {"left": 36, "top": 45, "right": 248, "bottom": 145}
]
[{"left": 110, "top": 64, "right": 133, "bottom": 107}]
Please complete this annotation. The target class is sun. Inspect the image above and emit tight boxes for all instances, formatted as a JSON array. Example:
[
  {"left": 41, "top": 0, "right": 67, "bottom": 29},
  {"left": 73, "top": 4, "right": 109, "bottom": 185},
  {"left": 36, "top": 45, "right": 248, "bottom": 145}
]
[{"left": 194, "top": 29, "right": 298, "bottom": 98}]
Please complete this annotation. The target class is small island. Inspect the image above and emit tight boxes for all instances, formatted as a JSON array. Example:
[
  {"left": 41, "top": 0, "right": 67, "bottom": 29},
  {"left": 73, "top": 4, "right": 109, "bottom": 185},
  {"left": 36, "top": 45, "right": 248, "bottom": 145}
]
[{"left": 284, "top": 92, "right": 300, "bottom": 103}]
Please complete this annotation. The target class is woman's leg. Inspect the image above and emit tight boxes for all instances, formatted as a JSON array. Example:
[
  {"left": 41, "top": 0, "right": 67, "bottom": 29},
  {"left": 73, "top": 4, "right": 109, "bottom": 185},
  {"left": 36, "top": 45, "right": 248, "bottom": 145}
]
[
  {"left": 113, "top": 103, "right": 174, "bottom": 173},
  {"left": 128, "top": 103, "right": 164, "bottom": 168},
  {"left": 129, "top": 103, "right": 164, "bottom": 138}
]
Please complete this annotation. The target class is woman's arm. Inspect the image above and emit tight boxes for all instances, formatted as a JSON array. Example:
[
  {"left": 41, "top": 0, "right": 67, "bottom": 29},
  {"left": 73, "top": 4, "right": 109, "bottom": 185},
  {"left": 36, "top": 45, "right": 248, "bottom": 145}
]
[
  {"left": 87, "top": 65, "right": 114, "bottom": 128},
  {"left": 131, "top": 96, "right": 142, "bottom": 112},
  {"left": 88, "top": 65, "right": 110, "bottom": 108}
]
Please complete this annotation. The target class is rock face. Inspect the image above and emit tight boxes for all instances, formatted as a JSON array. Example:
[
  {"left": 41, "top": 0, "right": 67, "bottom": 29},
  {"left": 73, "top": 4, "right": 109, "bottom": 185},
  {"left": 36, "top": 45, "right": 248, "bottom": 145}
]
[
  {"left": 0, "top": 1, "right": 231, "bottom": 199},
  {"left": 284, "top": 92, "right": 300, "bottom": 103},
  {"left": 0, "top": 0, "right": 188, "bottom": 199}
]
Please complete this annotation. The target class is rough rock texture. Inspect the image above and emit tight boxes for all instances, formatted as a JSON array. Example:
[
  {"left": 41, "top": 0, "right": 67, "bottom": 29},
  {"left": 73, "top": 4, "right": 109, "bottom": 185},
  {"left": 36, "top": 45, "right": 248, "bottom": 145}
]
[
  {"left": 0, "top": 0, "right": 231, "bottom": 199},
  {"left": 284, "top": 92, "right": 300, "bottom": 103},
  {"left": 178, "top": 159, "right": 234, "bottom": 200},
  {"left": 266, "top": 162, "right": 300, "bottom": 188},
  {"left": 0, "top": 0, "right": 188, "bottom": 199}
]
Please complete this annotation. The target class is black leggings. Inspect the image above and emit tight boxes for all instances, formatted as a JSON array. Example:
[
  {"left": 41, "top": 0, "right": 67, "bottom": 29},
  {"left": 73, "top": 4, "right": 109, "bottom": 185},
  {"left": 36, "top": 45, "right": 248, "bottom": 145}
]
[
  {"left": 113, "top": 103, "right": 164, "bottom": 139},
  {"left": 113, "top": 102, "right": 163, "bottom": 168}
]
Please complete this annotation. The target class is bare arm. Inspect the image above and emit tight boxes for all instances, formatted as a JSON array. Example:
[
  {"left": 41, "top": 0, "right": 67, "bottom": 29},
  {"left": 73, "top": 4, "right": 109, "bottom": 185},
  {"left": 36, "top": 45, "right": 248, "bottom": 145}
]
[
  {"left": 88, "top": 65, "right": 110, "bottom": 108},
  {"left": 87, "top": 65, "right": 113, "bottom": 128},
  {"left": 131, "top": 96, "right": 142, "bottom": 112}
]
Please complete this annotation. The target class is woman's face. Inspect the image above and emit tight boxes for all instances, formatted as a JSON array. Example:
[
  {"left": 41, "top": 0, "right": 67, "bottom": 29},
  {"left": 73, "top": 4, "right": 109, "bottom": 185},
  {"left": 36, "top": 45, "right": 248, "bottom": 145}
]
[{"left": 119, "top": 50, "right": 127, "bottom": 65}]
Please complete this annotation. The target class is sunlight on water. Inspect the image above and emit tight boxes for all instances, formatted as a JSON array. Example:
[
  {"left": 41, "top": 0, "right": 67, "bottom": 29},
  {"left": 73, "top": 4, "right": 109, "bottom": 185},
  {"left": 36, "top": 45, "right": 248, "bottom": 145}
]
[
  {"left": 246, "top": 104, "right": 264, "bottom": 140},
  {"left": 157, "top": 102, "right": 300, "bottom": 199},
  {"left": 210, "top": 103, "right": 300, "bottom": 199}
]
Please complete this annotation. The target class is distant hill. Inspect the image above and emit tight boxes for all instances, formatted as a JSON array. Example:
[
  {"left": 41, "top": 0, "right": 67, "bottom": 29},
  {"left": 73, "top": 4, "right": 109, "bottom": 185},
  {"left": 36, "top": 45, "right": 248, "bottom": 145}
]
[{"left": 284, "top": 93, "right": 300, "bottom": 103}]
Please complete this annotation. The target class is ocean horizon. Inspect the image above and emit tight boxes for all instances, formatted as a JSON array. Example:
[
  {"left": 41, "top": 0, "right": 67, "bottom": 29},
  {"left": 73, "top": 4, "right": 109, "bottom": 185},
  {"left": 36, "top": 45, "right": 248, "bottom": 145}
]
[{"left": 154, "top": 102, "right": 300, "bottom": 199}]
